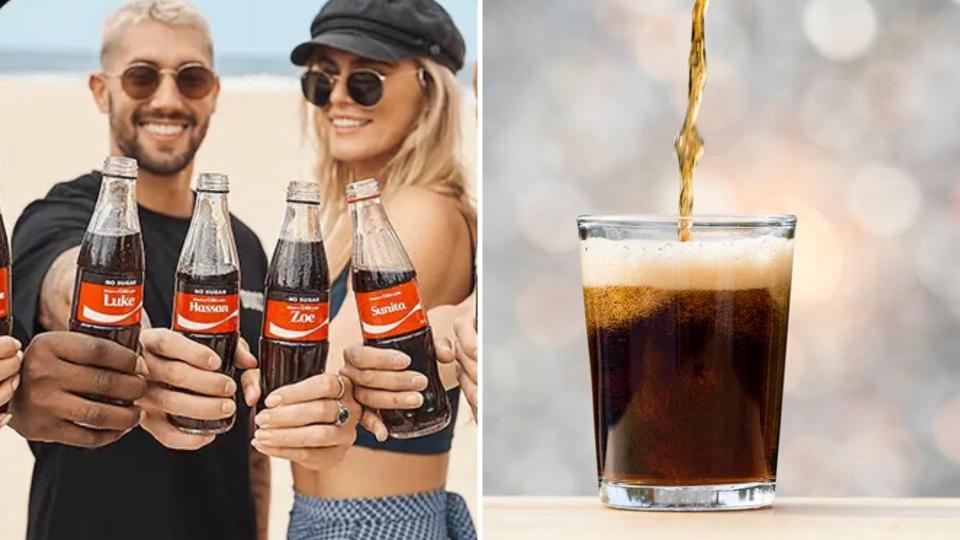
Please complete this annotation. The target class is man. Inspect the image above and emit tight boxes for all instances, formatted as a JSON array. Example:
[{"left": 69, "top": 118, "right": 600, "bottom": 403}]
[{"left": 6, "top": 2, "right": 270, "bottom": 539}]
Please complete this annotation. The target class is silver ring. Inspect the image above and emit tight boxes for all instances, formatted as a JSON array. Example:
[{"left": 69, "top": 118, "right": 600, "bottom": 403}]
[
  {"left": 334, "top": 374, "right": 346, "bottom": 400},
  {"left": 334, "top": 401, "right": 350, "bottom": 426}
]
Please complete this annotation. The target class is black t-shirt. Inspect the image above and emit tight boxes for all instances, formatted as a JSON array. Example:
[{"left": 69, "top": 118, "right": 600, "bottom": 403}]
[{"left": 11, "top": 171, "right": 268, "bottom": 540}]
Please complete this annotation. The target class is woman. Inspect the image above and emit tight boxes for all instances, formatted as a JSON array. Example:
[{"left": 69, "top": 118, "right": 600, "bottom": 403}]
[
  {"left": 0, "top": 336, "right": 23, "bottom": 429},
  {"left": 247, "top": 1, "right": 476, "bottom": 539}
]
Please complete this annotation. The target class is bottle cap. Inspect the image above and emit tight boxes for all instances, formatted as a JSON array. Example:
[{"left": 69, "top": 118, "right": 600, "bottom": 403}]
[
  {"left": 197, "top": 173, "right": 230, "bottom": 193},
  {"left": 103, "top": 156, "right": 138, "bottom": 180},
  {"left": 346, "top": 178, "right": 381, "bottom": 203},
  {"left": 287, "top": 180, "right": 321, "bottom": 204}
]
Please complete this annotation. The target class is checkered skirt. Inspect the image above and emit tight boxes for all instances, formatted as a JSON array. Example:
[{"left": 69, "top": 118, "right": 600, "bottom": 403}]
[{"left": 287, "top": 489, "right": 477, "bottom": 540}]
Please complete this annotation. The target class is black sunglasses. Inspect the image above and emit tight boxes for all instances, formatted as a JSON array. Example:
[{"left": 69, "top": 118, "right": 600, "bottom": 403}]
[
  {"left": 107, "top": 63, "right": 217, "bottom": 100},
  {"left": 301, "top": 68, "right": 423, "bottom": 108}
]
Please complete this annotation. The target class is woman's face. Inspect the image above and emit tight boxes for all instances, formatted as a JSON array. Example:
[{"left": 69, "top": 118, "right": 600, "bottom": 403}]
[{"left": 310, "top": 48, "right": 424, "bottom": 176}]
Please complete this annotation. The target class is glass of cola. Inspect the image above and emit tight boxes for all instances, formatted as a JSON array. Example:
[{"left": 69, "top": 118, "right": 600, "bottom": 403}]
[{"left": 578, "top": 215, "right": 796, "bottom": 511}]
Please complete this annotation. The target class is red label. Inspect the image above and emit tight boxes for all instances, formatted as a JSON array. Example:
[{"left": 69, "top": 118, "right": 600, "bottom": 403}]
[
  {"left": 355, "top": 280, "right": 427, "bottom": 340},
  {"left": 0, "top": 267, "right": 9, "bottom": 319},
  {"left": 173, "top": 291, "right": 239, "bottom": 334},
  {"left": 74, "top": 273, "right": 143, "bottom": 327},
  {"left": 263, "top": 297, "right": 329, "bottom": 342}
]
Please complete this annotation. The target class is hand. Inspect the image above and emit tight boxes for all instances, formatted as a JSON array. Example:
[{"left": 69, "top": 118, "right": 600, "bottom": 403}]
[
  {"left": 249, "top": 373, "right": 361, "bottom": 470},
  {"left": 452, "top": 315, "right": 477, "bottom": 422},
  {"left": 0, "top": 337, "right": 24, "bottom": 429},
  {"left": 340, "top": 345, "right": 431, "bottom": 441},
  {"left": 137, "top": 329, "right": 253, "bottom": 450},
  {"left": 8, "top": 332, "right": 145, "bottom": 447}
]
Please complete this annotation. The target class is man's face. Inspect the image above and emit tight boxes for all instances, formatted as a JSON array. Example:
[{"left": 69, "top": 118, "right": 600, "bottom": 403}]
[{"left": 96, "top": 20, "right": 219, "bottom": 176}]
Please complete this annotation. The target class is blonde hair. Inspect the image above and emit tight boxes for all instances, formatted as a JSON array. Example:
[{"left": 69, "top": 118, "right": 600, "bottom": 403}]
[
  {"left": 306, "top": 58, "right": 475, "bottom": 270},
  {"left": 101, "top": 0, "right": 213, "bottom": 68}
]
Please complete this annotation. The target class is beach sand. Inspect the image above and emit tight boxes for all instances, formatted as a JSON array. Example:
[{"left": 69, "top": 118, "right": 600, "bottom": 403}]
[{"left": 0, "top": 76, "right": 478, "bottom": 538}]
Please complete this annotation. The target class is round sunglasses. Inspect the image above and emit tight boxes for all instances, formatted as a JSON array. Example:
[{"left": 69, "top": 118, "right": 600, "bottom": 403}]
[
  {"left": 107, "top": 63, "right": 217, "bottom": 100},
  {"left": 301, "top": 68, "right": 424, "bottom": 108}
]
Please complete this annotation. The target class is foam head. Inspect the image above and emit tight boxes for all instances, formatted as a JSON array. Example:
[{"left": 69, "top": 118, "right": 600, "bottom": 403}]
[
  {"left": 580, "top": 236, "right": 795, "bottom": 329},
  {"left": 580, "top": 236, "right": 794, "bottom": 292}
]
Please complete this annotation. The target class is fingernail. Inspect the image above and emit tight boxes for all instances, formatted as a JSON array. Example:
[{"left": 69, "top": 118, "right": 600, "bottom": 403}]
[
  {"left": 12, "top": 338, "right": 22, "bottom": 350},
  {"left": 12, "top": 374, "right": 21, "bottom": 392},
  {"left": 255, "top": 430, "right": 272, "bottom": 441},
  {"left": 256, "top": 412, "right": 271, "bottom": 426},
  {"left": 411, "top": 374, "right": 428, "bottom": 388},
  {"left": 244, "top": 386, "right": 257, "bottom": 403},
  {"left": 208, "top": 355, "right": 220, "bottom": 370},
  {"left": 394, "top": 354, "right": 410, "bottom": 368},
  {"left": 405, "top": 393, "right": 423, "bottom": 407},
  {"left": 377, "top": 428, "right": 388, "bottom": 442},
  {"left": 265, "top": 394, "right": 282, "bottom": 408},
  {"left": 0, "top": 415, "right": 11, "bottom": 429},
  {"left": 225, "top": 380, "right": 237, "bottom": 395},
  {"left": 222, "top": 400, "right": 236, "bottom": 415}
]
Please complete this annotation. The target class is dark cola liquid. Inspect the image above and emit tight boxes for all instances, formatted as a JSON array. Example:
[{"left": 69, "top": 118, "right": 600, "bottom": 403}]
[
  {"left": 169, "top": 270, "right": 239, "bottom": 435},
  {"left": 258, "top": 240, "right": 330, "bottom": 412},
  {"left": 584, "top": 285, "right": 789, "bottom": 486},
  {"left": 69, "top": 232, "right": 144, "bottom": 350},
  {"left": 354, "top": 268, "right": 451, "bottom": 438}
]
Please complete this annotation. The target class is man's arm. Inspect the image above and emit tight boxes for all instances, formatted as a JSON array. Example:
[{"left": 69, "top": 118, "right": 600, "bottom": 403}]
[
  {"left": 37, "top": 246, "right": 80, "bottom": 331},
  {"left": 250, "top": 447, "right": 271, "bottom": 540}
]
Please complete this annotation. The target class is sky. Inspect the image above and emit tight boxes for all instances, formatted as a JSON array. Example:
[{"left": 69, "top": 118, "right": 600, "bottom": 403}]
[{"left": 0, "top": 0, "right": 477, "bottom": 63}]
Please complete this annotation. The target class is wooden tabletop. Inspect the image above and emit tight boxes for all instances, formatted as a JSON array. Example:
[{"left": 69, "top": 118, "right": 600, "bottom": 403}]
[{"left": 484, "top": 497, "right": 960, "bottom": 539}]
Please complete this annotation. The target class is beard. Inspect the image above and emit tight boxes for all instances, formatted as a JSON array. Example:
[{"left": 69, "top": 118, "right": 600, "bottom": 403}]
[{"left": 109, "top": 99, "right": 209, "bottom": 176}]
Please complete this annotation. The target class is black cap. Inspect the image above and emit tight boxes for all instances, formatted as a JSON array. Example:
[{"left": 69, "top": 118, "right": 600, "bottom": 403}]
[{"left": 290, "top": 0, "right": 466, "bottom": 73}]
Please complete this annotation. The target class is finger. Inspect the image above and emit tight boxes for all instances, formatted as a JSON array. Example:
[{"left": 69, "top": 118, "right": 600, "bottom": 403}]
[
  {"left": 43, "top": 332, "right": 140, "bottom": 374},
  {"left": 250, "top": 441, "right": 348, "bottom": 470},
  {"left": 453, "top": 315, "right": 478, "bottom": 359},
  {"left": 255, "top": 399, "right": 338, "bottom": 428},
  {"left": 51, "top": 420, "right": 127, "bottom": 448},
  {"left": 0, "top": 414, "right": 11, "bottom": 430},
  {"left": 143, "top": 352, "right": 235, "bottom": 397},
  {"left": 459, "top": 372, "right": 478, "bottom": 414},
  {"left": 140, "top": 410, "right": 215, "bottom": 451},
  {"left": 435, "top": 338, "right": 455, "bottom": 364},
  {"left": 0, "top": 374, "right": 21, "bottom": 406},
  {"left": 340, "top": 363, "right": 428, "bottom": 392},
  {"left": 456, "top": 350, "right": 478, "bottom": 383},
  {"left": 241, "top": 368, "right": 261, "bottom": 407},
  {"left": 53, "top": 394, "right": 141, "bottom": 432},
  {"left": 264, "top": 373, "right": 342, "bottom": 408},
  {"left": 0, "top": 336, "right": 22, "bottom": 358},
  {"left": 234, "top": 338, "right": 257, "bottom": 369},
  {"left": 141, "top": 308, "right": 153, "bottom": 330},
  {"left": 0, "top": 350, "right": 22, "bottom": 380},
  {"left": 139, "top": 385, "right": 236, "bottom": 421},
  {"left": 254, "top": 423, "right": 355, "bottom": 448},
  {"left": 360, "top": 409, "right": 388, "bottom": 442},
  {"left": 139, "top": 329, "right": 221, "bottom": 371},
  {"left": 353, "top": 387, "right": 423, "bottom": 410},
  {"left": 61, "top": 363, "right": 147, "bottom": 402},
  {"left": 343, "top": 344, "right": 410, "bottom": 371}
]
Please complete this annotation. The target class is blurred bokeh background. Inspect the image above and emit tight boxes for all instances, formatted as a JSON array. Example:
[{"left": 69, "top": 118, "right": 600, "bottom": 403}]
[
  {"left": 484, "top": 0, "right": 960, "bottom": 497},
  {"left": 0, "top": 1, "right": 476, "bottom": 537}
]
